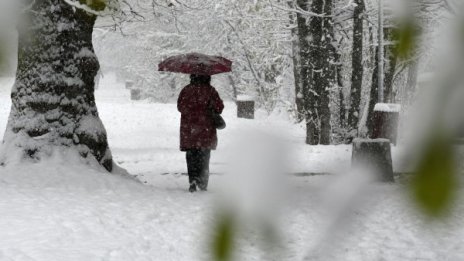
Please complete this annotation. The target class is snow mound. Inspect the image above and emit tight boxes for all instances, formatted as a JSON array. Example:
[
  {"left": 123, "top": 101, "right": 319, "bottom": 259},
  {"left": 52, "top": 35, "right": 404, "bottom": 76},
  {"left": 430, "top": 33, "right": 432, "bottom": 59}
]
[
  {"left": 0, "top": 149, "right": 138, "bottom": 190},
  {"left": 0, "top": 152, "right": 217, "bottom": 261}
]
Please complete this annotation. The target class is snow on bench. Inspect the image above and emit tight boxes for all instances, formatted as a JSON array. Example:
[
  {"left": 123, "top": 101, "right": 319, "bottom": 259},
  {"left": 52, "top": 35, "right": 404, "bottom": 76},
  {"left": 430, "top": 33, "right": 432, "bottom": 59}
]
[{"left": 374, "top": 103, "right": 401, "bottom": 113}]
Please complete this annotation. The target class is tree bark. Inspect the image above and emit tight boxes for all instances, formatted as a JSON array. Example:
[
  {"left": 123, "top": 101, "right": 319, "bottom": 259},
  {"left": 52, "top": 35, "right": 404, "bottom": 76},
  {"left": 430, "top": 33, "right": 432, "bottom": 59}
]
[
  {"left": 308, "top": 0, "right": 334, "bottom": 145},
  {"left": 296, "top": 0, "right": 319, "bottom": 144},
  {"left": 347, "top": 0, "right": 364, "bottom": 132},
  {"left": 1, "top": 0, "right": 113, "bottom": 171},
  {"left": 367, "top": 46, "right": 380, "bottom": 137},
  {"left": 292, "top": 42, "right": 305, "bottom": 122},
  {"left": 319, "top": 0, "right": 334, "bottom": 145},
  {"left": 332, "top": 44, "right": 345, "bottom": 129},
  {"left": 290, "top": 2, "right": 304, "bottom": 122},
  {"left": 383, "top": 27, "right": 398, "bottom": 103}
]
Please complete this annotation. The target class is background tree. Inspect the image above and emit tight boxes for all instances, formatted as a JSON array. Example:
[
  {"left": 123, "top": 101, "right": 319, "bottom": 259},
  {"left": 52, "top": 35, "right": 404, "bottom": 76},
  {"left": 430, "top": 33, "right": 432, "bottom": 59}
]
[
  {"left": 289, "top": 0, "right": 304, "bottom": 122},
  {"left": 347, "top": 0, "right": 365, "bottom": 134},
  {"left": 294, "top": 0, "right": 318, "bottom": 143},
  {"left": 87, "top": 0, "right": 451, "bottom": 146},
  {"left": 94, "top": 0, "right": 295, "bottom": 111},
  {"left": 306, "top": 0, "right": 335, "bottom": 145}
]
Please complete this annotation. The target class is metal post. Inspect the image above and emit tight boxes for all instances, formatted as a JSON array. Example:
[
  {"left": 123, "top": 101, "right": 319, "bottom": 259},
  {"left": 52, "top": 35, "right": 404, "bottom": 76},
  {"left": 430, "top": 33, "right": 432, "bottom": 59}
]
[{"left": 378, "top": 0, "right": 384, "bottom": 103}]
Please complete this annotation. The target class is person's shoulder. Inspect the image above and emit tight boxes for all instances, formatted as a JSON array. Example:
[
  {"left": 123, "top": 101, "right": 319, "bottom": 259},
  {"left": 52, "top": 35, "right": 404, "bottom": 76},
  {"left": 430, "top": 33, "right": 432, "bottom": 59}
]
[
  {"left": 194, "top": 83, "right": 215, "bottom": 91},
  {"left": 179, "top": 84, "right": 192, "bottom": 95}
]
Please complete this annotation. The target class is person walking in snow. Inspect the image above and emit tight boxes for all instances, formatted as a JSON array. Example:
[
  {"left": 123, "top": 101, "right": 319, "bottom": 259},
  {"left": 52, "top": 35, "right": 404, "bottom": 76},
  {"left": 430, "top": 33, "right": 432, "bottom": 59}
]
[{"left": 177, "top": 74, "right": 224, "bottom": 192}]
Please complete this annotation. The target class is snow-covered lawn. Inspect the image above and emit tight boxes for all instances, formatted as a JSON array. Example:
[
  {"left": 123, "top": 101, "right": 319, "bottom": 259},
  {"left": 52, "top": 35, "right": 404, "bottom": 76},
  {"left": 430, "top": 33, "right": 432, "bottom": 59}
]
[{"left": 0, "top": 76, "right": 463, "bottom": 260}]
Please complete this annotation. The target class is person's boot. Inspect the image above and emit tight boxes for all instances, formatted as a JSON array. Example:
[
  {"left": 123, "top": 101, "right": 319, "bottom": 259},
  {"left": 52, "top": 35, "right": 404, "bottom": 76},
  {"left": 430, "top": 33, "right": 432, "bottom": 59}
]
[
  {"left": 198, "top": 172, "right": 209, "bottom": 191},
  {"left": 189, "top": 183, "right": 197, "bottom": 193},
  {"left": 197, "top": 180, "right": 207, "bottom": 191}
]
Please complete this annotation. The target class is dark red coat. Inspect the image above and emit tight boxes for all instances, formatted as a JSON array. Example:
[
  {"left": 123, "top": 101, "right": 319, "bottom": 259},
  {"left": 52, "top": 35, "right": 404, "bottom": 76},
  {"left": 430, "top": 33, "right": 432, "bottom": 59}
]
[{"left": 177, "top": 84, "right": 224, "bottom": 151}]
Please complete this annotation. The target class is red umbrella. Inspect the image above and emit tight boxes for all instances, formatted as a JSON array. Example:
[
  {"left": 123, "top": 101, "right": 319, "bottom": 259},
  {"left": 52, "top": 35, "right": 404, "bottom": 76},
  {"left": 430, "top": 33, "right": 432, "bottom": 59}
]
[{"left": 158, "top": 53, "right": 232, "bottom": 75}]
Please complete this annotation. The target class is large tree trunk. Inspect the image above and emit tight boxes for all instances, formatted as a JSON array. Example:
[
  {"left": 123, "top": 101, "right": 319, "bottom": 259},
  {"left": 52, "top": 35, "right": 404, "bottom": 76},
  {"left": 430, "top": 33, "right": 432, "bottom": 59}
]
[
  {"left": 296, "top": 0, "right": 319, "bottom": 144},
  {"left": 308, "top": 0, "right": 334, "bottom": 145},
  {"left": 367, "top": 46, "right": 380, "bottom": 137},
  {"left": 0, "top": 0, "right": 113, "bottom": 171},
  {"left": 347, "top": 0, "right": 365, "bottom": 133},
  {"left": 318, "top": 0, "right": 334, "bottom": 145}
]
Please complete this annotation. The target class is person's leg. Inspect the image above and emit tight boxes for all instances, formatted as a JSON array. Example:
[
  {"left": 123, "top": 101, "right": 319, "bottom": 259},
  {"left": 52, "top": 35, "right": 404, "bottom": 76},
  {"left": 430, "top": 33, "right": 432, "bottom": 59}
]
[
  {"left": 198, "top": 149, "right": 211, "bottom": 191},
  {"left": 186, "top": 149, "right": 201, "bottom": 192}
]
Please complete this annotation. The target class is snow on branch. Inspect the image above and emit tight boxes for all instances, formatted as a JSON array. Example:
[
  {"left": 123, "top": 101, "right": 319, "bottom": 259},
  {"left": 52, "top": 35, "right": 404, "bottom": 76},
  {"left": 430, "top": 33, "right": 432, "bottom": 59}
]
[{"left": 267, "top": 2, "right": 326, "bottom": 18}]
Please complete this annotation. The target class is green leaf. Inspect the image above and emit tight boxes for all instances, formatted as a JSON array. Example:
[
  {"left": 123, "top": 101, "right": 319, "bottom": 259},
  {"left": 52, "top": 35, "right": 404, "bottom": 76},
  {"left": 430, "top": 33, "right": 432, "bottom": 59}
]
[
  {"left": 411, "top": 133, "right": 457, "bottom": 218},
  {"left": 79, "top": 0, "right": 107, "bottom": 11},
  {"left": 393, "top": 19, "right": 419, "bottom": 60},
  {"left": 211, "top": 213, "right": 235, "bottom": 261}
]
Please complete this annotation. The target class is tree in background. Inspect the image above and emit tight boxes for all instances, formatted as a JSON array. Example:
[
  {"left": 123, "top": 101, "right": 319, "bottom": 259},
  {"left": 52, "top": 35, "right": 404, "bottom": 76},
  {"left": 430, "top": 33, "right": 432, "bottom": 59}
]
[
  {"left": 290, "top": 0, "right": 304, "bottom": 122},
  {"left": 306, "top": 0, "right": 335, "bottom": 145},
  {"left": 93, "top": 0, "right": 294, "bottom": 110},
  {"left": 383, "top": 25, "right": 399, "bottom": 103},
  {"left": 89, "top": 0, "right": 449, "bottom": 146},
  {"left": 347, "top": 0, "right": 365, "bottom": 135},
  {"left": 366, "top": 25, "right": 398, "bottom": 137},
  {"left": 294, "top": 0, "right": 317, "bottom": 142}
]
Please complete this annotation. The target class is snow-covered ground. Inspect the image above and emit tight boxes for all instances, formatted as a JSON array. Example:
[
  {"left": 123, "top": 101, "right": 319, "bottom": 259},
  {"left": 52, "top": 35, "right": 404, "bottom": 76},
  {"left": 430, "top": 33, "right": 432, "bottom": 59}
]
[{"left": 0, "top": 75, "right": 463, "bottom": 261}]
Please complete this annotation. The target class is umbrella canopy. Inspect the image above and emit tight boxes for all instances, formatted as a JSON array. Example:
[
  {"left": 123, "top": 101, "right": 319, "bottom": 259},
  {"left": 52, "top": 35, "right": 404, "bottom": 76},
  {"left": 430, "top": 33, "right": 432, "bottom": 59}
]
[{"left": 158, "top": 53, "right": 232, "bottom": 75}]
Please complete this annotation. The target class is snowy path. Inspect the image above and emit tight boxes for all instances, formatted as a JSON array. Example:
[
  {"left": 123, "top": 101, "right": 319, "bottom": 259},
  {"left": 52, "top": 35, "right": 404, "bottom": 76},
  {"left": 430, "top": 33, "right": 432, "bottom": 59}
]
[
  {"left": 0, "top": 76, "right": 463, "bottom": 260},
  {"left": 92, "top": 77, "right": 408, "bottom": 177}
]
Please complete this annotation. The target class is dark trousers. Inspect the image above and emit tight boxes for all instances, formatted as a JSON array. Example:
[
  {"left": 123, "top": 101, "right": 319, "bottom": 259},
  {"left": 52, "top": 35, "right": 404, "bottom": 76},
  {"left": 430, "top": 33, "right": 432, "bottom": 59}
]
[{"left": 186, "top": 149, "right": 211, "bottom": 190}]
